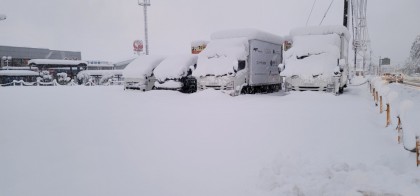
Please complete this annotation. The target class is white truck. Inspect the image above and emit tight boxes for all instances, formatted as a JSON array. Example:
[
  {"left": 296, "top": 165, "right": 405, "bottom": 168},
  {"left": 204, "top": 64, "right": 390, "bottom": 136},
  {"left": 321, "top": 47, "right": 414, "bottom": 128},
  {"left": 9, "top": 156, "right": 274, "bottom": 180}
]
[
  {"left": 281, "top": 25, "right": 350, "bottom": 94},
  {"left": 193, "top": 28, "right": 283, "bottom": 95},
  {"left": 123, "top": 55, "right": 165, "bottom": 91},
  {"left": 153, "top": 54, "right": 198, "bottom": 93}
]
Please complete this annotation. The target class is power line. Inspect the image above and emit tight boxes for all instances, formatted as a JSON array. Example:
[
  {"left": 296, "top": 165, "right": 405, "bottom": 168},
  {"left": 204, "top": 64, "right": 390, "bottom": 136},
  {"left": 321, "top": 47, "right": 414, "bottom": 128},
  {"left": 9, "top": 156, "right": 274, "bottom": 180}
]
[
  {"left": 319, "top": 0, "right": 335, "bottom": 25},
  {"left": 306, "top": 0, "right": 317, "bottom": 26}
]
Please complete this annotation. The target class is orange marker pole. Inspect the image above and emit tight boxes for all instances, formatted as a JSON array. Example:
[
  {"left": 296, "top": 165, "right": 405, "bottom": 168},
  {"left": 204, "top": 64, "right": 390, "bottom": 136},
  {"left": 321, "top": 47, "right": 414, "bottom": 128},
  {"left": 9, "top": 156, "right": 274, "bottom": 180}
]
[
  {"left": 386, "top": 104, "right": 391, "bottom": 127},
  {"left": 380, "top": 96, "right": 383, "bottom": 113}
]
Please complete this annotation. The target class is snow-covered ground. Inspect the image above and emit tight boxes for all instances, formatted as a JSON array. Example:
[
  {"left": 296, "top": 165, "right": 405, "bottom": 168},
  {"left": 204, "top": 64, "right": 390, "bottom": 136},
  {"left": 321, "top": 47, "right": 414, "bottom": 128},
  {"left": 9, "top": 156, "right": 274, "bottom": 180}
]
[{"left": 1, "top": 84, "right": 419, "bottom": 196}]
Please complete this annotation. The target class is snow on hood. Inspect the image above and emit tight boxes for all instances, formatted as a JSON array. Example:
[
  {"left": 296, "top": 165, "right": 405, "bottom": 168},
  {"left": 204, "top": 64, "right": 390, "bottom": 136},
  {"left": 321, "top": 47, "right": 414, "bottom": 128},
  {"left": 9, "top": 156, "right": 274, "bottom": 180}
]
[
  {"left": 290, "top": 25, "right": 350, "bottom": 42},
  {"left": 122, "top": 55, "right": 165, "bottom": 79},
  {"left": 154, "top": 80, "right": 183, "bottom": 89},
  {"left": 153, "top": 54, "right": 198, "bottom": 82},
  {"left": 281, "top": 34, "right": 341, "bottom": 78},
  {"left": 193, "top": 37, "right": 249, "bottom": 77},
  {"left": 211, "top": 28, "right": 283, "bottom": 45}
]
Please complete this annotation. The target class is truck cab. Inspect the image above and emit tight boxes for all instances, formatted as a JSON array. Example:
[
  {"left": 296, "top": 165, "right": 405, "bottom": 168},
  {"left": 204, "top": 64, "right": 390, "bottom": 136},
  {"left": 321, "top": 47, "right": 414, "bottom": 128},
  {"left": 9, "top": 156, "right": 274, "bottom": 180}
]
[
  {"left": 153, "top": 54, "right": 198, "bottom": 93},
  {"left": 123, "top": 55, "right": 165, "bottom": 91},
  {"left": 281, "top": 26, "right": 350, "bottom": 95}
]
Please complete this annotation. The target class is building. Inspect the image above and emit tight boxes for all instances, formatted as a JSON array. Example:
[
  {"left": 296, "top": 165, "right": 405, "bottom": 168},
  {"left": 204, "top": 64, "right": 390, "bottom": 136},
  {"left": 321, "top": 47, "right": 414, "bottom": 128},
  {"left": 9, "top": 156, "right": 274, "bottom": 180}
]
[
  {"left": 86, "top": 60, "right": 114, "bottom": 70},
  {"left": 0, "top": 45, "right": 81, "bottom": 68}
]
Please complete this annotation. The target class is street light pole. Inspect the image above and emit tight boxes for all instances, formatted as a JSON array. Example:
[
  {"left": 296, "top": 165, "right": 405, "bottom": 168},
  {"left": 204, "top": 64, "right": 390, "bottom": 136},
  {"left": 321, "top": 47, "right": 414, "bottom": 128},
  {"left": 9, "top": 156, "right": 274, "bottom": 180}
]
[{"left": 138, "top": 0, "right": 151, "bottom": 55}]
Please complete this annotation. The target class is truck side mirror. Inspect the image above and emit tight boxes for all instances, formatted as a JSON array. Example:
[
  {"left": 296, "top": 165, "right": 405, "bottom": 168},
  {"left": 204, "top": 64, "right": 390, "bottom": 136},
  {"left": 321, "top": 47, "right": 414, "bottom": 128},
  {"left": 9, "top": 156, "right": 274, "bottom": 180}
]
[{"left": 238, "top": 60, "right": 246, "bottom": 71}]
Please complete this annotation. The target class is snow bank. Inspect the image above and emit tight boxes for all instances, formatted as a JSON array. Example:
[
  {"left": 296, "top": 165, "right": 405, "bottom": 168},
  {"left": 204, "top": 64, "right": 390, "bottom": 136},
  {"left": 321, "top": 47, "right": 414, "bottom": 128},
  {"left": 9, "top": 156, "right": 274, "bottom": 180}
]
[
  {"left": 153, "top": 55, "right": 198, "bottom": 81},
  {"left": 370, "top": 77, "right": 420, "bottom": 149},
  {"left": 28, "top": 59, "right": 87, "bottom": 66},
  {"left": 122, "top": 55, "right": 165, "bottom": 79},
  {"left": 281, "top": 34, "right": 341, "bottom": 78},
  {"left": 193, "top": 37, "right": 249, "bottom": 77},
  {"left": 290, "top": 25, "right": 350, "bottom": 41},
  {"left": 1, "top": 86, "right": 419, "bottom": 196},
  {"left": 0, "top": 70, "right": 39, "bottom": 76},
  {"left": 211, "top": 28, "right": 283, "bottom": 45}
]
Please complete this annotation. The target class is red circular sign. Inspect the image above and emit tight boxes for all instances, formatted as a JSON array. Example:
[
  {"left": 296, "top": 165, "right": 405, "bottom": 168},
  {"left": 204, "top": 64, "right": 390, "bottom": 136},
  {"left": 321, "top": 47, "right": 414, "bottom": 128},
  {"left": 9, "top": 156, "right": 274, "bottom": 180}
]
[{"left": 133, "top": 40, "right": 143, "bottom": 52}]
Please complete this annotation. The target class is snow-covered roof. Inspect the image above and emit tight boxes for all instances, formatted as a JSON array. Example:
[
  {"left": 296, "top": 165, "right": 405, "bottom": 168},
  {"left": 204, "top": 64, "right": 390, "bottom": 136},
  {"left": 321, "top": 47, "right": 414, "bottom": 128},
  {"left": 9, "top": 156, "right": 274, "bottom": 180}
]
[
  {"left": 122, "top": 55, "right": 165, "bottom": 79},
  {"left": 154, "top": 55, "right": 198, "bottom": 81},
  {"left": 0, "top": 70, "right": 39, "bottom": 76},
  {"left": 1, "top": 66, "right": 38, "bottom": 70},
  {"left": 28, "top": 59, "right": 87, "bottom": 66},
  {"left": 194, "top": 37, "right": 249, "bottom": 77},
  {"left": 113, "top": 56, "right": 137, "bottom": 68},
  {"left": 290, "top": 25, "right": 351, "bottom": 41},
  {"left": 211, "top": 28, "right": 283, "bottom": 45}
]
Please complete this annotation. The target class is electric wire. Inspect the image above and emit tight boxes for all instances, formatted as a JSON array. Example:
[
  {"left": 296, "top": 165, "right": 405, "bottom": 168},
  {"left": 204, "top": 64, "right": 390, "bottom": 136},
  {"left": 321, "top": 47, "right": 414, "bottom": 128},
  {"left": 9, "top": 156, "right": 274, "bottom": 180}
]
[
  {"left": 319, "top": 0, "right": 335, "bottom": 25},
  {"left": 306, "top": 0, "right": 317, "bottom": 26}
]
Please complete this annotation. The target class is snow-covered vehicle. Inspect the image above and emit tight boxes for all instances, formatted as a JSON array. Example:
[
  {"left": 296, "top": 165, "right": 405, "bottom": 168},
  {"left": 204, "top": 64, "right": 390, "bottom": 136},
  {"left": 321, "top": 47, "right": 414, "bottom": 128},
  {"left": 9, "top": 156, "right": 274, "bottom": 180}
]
[
  {"left": 153, "top": 55, "right": 198, "bottom": 93},
  {"left": 281, "top": 26, "right": 350, "bottom": 94},
  {"left": 193, "top": 28, "right": 284, "bottom": 96},
  {"left": 123, "top": 55, "right": 165, "bottom": 91}
]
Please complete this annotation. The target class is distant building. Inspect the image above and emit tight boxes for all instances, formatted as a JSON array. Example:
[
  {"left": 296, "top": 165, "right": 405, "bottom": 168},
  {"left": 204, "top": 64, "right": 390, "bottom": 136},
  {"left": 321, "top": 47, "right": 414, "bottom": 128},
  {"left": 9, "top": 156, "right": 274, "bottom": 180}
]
[
  {"left": 0, "top": 45, "right": 82, "bottom": 68},
  {"left": 86, "top": 60, "right": 114, "bottom": 70},
  {"left": 380, "top": 58, "right": 391, "bottom": 65}
]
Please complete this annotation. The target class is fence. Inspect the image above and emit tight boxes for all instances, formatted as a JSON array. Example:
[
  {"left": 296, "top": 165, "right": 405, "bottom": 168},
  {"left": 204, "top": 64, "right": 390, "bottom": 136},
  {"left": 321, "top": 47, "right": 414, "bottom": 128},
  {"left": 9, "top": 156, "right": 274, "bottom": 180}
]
[{"left": 370, "top": 77, "right": 419, "bottom": 167}]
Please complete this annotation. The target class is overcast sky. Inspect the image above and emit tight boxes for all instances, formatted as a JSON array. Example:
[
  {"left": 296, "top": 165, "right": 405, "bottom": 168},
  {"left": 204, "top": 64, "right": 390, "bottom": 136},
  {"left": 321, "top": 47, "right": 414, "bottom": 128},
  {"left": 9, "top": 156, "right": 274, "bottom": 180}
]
[{"left": 1, "top": 0, "right": 419, "bottom": 64}]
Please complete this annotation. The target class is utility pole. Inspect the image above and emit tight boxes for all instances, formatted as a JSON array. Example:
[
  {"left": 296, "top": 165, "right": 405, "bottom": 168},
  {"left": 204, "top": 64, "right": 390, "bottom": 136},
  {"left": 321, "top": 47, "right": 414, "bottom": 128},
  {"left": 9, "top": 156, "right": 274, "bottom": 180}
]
[
  {"left": 378, "top": 56, "right": 381, "bottom": 75},
  {"left": 343, "top": 0, "right": 349, "bottom": 28},
  {"left": 138, "top": 0, "right": 151, "bottom": 55}
]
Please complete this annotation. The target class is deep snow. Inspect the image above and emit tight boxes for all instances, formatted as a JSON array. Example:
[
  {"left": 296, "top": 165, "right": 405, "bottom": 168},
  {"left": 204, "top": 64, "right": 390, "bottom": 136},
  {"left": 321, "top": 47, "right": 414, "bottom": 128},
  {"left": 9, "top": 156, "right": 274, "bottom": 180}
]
[{"left": 0, "top": 84, "right": 419, "bottom": 196}]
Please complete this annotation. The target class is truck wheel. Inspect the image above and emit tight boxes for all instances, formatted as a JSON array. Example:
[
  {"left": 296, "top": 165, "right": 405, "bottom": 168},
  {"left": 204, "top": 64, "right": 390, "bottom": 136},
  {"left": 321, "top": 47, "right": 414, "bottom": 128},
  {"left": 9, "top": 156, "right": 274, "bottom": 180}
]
[{"left": 188, "top": 85, "right": 196, "bottom": 93}]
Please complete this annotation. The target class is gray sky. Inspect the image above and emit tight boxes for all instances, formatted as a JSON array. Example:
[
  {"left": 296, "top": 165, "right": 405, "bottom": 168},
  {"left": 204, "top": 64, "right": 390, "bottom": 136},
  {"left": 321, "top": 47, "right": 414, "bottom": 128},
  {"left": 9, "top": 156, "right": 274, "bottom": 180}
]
[{"left": 1, "top": 0, "right": 419, "bottom": 64}]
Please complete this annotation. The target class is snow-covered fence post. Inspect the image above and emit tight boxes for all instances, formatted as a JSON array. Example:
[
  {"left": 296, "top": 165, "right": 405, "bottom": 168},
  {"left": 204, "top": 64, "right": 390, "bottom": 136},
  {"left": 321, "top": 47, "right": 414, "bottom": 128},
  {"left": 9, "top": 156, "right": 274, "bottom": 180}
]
[
  {"left": 386, "top": 103, "right": 391, "bottom": 127},
  {"left": 375, "top": 91, "right": 379, "bottom": 106},
  {"left": 396, "top": 116, "right": 402, "bottom": 144},
  {"left": 380, "top": 96, "right": 383, "bottom": 113},
  {"left": 416, "top": 136, "right": 420, "bottom": 167}
]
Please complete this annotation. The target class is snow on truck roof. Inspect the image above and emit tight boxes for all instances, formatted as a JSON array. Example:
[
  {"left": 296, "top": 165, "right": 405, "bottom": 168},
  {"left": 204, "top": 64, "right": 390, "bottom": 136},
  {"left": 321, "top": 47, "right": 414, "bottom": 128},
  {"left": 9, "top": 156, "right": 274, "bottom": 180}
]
[
  {"left": 153, "top": 55, "right": 198, "bottom": 81},
  {"left": 211, "top": 28, "right": 283, "bottom": 45},
  {"left": 290, "top": 25, "right": 351, "bottom": 41},
  {"left": 122, "top": 55, "right": 165, "bottom": 79}
]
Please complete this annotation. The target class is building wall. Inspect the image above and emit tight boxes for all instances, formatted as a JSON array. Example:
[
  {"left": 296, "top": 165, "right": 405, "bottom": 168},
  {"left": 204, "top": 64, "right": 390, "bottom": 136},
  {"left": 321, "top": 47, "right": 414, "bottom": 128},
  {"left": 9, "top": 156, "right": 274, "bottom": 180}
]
[{"left": 0, "top": 46, "right": 82, "bottom": 67}]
